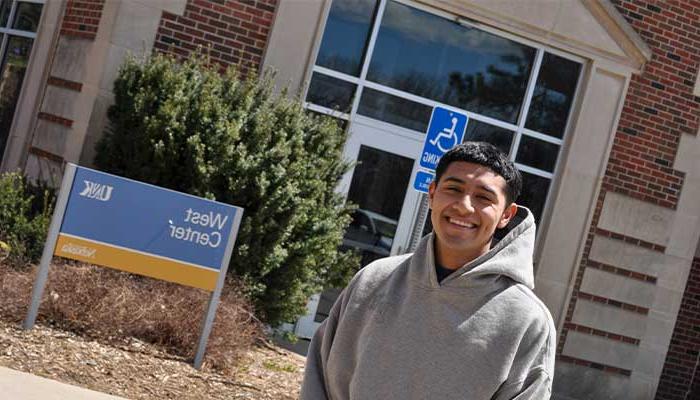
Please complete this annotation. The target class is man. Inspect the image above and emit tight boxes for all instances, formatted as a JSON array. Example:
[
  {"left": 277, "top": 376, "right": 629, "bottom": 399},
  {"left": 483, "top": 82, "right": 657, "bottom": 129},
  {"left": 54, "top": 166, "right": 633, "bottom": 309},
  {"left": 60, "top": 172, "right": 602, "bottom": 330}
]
[{"left": 301, "top": 142, "right": 556, "bottom": 399}]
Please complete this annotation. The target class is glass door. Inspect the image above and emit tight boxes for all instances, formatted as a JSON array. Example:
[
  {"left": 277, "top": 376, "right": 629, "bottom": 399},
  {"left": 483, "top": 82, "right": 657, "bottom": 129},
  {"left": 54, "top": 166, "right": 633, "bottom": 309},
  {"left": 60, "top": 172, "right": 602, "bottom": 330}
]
[
  {"left": 298, "top": 115, "right": 424, "bottom": 336},
  {"left": 338, "top": 115, "right": 424, "bottom": 266}
]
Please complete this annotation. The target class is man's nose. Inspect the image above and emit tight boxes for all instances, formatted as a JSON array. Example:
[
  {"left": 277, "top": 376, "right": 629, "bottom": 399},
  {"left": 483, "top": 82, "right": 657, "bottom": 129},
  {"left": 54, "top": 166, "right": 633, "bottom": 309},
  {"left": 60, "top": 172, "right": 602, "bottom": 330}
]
[{"left": 454, "top": 194, "right": 475, "bottom": 213}]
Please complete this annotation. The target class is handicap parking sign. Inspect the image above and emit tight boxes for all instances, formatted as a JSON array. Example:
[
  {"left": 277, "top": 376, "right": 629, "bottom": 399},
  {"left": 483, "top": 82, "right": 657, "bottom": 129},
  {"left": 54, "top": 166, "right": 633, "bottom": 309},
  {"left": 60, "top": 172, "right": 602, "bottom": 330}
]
[
  {"left": 413, "top": 170, "right": 434, "bottom": 193},
  {"left": 419, "top": 107, "right": 468, "bottom": 171},
  {"left": 413, "top": 107, "right": 468, "bottom": 193}
]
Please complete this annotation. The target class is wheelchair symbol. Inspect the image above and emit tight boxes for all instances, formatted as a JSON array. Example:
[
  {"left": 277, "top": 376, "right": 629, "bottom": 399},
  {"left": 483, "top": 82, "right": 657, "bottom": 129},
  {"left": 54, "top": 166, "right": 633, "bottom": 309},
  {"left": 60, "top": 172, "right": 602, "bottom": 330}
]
[{"left": 429, "top": 117, "right": 459, "bottom": 153}]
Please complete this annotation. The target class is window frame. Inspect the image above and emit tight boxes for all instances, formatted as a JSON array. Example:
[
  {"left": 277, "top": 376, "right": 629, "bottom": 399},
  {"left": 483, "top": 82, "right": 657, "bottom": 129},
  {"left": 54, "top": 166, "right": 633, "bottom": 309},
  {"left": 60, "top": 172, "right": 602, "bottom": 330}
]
[{"left": 0, "top": 0, "right": 44, "bottom": 81}]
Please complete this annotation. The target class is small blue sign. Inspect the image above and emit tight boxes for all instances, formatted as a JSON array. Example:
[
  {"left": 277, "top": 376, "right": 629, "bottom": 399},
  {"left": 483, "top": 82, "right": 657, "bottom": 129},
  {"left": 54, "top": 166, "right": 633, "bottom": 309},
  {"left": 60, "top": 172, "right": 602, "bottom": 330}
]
[
  {"left": 419, "top": 107, "right": 468, "bottom": 171},
  {"left": 59, "top": 167, "right": 241, "bottom": 270},
  {"left": 413, "top": 170, "right": 434, "bottom": 193}
]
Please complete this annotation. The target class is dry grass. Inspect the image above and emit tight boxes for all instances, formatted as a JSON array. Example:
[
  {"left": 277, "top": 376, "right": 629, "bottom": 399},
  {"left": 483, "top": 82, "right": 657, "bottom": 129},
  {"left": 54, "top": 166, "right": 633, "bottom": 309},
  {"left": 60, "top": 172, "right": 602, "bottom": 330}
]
[{"left": 0, "top": 260, "right": 261, "bottom": 373}]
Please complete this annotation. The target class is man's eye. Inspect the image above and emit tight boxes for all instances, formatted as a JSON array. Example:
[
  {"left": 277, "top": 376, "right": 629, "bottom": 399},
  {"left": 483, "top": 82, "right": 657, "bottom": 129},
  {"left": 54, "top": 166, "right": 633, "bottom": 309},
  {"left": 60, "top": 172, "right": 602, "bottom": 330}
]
[{"left": 477, "top": 195, "right": 492, "bottom": 201}]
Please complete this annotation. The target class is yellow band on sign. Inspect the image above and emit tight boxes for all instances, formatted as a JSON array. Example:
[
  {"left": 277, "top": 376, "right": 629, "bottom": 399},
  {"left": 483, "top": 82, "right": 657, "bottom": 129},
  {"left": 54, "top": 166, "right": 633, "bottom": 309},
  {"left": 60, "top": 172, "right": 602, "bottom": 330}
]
[{"left": 54, "top": 234, "right": 219, "bottom": 291}]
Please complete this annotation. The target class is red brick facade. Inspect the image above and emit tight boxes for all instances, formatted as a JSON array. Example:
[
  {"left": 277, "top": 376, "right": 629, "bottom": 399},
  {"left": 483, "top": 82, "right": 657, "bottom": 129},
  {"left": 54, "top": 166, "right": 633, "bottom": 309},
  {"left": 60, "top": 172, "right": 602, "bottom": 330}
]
[
  {"left": 655, "top": 258, "right": 700, "bottom": 400},
  {"left": 607, "top": 0, "right": 700, "bottom": 209},
  {"left": 557, "top": 0, "right": 700, "bottom": 395},
  {"left": 153, "top": 0, "right": 277, "bottom": 78},
  {"left": 60, "top": 0, "right": 105, "bottom": 39}
]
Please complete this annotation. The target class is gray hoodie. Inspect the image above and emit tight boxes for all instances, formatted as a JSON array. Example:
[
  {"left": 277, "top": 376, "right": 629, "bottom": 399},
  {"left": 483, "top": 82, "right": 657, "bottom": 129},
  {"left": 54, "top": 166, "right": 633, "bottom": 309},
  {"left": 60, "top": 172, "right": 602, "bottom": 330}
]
[{"left": 301, "top": 207, "right": 556, "bottom": 400}]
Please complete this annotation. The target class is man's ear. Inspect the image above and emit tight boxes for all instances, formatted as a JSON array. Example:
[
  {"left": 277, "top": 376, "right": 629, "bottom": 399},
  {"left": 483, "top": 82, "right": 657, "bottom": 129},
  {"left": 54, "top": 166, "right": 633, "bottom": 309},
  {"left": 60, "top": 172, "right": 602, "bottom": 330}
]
[{"left": 497, "top": 203, "right": 518, "bottom": 229}]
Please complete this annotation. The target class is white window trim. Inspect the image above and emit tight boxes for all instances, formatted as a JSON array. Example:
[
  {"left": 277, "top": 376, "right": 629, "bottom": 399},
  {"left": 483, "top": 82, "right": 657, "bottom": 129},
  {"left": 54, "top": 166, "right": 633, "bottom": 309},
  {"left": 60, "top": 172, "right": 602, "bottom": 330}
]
[
  {"left": 304, "top": 102, "right": 351, "bottom": 121},
  {"left": 508, "top": 48, "right": 545, "bottom": 161},
  {"left": 0, "top": 27, "right": 37, "bottom": 38}
]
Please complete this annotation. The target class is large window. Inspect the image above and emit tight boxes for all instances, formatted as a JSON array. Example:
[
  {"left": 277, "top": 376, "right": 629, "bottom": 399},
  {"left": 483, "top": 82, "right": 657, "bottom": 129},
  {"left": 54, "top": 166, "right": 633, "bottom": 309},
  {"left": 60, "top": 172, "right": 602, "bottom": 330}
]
[
  {"left": 0, "top": 0, "right": 43, "bottom": 159},
  {"left": 306, "top": 0, "right": 582, "bottom": 224}
]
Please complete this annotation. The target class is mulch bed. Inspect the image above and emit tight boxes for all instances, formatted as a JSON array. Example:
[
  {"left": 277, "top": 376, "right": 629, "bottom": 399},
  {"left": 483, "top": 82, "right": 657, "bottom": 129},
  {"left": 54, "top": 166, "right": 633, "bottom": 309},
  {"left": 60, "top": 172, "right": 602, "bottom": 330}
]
[{"left": 0, "top": 319, "right": 305, "bottom": 399}]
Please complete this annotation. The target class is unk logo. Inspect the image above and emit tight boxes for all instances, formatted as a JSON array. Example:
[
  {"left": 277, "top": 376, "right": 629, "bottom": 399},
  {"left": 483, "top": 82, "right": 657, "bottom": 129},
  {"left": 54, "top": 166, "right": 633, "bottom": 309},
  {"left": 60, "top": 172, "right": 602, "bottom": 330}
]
[{"left": 79, "top": 180, "right": 114, "bottom": 202}]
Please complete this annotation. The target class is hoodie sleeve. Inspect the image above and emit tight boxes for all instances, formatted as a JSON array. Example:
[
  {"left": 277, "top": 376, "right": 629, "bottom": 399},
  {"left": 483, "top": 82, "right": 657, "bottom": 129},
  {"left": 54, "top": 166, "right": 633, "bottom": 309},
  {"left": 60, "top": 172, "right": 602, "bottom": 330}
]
[
  {"left": 491, "top": 367, "right": 552, "bottom": 400},
  {"left": 492, "top": 300, "right": 556, "bottom": 400},
  {"left": 299, "top": 288, "right": 345, "bottom": 400}
]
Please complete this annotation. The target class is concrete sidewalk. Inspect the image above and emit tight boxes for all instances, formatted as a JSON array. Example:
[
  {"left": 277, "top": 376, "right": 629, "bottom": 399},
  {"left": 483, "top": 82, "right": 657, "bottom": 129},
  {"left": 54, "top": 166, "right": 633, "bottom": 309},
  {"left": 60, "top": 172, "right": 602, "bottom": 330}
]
[{"left": 0, "top": 366, "right": 127, "bottom": 399}]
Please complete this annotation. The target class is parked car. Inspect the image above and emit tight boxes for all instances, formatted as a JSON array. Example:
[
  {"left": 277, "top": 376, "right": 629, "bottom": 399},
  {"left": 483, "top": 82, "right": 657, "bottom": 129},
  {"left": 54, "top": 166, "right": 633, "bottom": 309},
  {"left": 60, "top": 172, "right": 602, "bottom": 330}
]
[{"left": 342, "top": 209, "right": 398, "bottom": 265}]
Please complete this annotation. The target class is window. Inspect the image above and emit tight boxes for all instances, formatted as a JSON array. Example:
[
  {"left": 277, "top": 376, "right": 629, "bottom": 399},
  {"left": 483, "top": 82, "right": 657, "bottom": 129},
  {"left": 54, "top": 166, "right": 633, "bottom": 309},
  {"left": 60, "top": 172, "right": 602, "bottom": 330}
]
[
  {"left": 307, "top": 0, "right": 582, "bottom": 225},
  {"left": 0, "top": 0, "right": 43, "bottom": 158},
  {"left": 357, "top": 88, "right": 431, "bottom": 132},
  {"left": 525, "top": 53, "right": 582, "bottom": 138},
  {"left": 315, "top": 0, "right": 376, "bottom": 76},
  {"left": 306, "top": 72, "right": 357, "bottom": 112},
  {"left": 367, "top": 1, "right": 535, "bottom": 124}
]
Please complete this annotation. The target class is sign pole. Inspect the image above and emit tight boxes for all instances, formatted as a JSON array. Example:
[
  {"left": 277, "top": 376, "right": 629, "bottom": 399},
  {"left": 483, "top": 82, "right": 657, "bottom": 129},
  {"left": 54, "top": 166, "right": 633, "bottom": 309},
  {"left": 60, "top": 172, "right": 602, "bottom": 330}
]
[
  {"left": 24, "top": 163, "right": 77, "bottom": 330},
  {"left": 193, "top": 208, "right": 244, "bottom": 369}
]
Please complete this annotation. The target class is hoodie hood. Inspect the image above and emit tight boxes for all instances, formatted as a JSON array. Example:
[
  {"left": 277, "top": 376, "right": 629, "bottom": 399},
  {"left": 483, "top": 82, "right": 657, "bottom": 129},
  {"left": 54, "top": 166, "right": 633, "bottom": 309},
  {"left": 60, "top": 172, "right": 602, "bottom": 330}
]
[{"left": 413, "top": 206, "right": 536, "bottom": 289}]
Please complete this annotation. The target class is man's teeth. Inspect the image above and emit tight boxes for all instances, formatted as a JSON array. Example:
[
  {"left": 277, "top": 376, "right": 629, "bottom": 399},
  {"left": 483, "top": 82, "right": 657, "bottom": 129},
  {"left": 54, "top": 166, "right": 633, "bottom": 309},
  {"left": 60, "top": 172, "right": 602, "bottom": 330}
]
[{"left": 449, "top": 218, "right": 476, "bottom": 228}]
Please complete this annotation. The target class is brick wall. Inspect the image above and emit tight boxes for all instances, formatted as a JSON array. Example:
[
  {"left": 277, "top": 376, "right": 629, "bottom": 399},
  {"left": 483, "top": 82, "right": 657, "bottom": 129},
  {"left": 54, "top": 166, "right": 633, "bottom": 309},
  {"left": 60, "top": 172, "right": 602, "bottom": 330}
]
[
  {"left": 605, "top": 0, "right": 700, "bottom": 209},
  {"left": 655, "top": 257, "right": 700, "bottom": 400},
  {"left": 557, "top": 0, "right": 700, "bottom": 388},
  {"left": 60, "top": 0, "right": 105, "bottom": 39},
  {"left": 153, "top": 0, "right": 277, "bottom": 78}
]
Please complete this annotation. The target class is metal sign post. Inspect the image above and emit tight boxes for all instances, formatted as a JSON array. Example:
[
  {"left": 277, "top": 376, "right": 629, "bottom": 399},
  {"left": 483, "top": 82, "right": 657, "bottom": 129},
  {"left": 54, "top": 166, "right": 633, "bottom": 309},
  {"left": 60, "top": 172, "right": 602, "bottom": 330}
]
[
  {"left": 24, "top": 163, "right": 77, "bottom": 330},
  {"left": 194, "top": 209, "right": 242, "bottom": 369},
  {"left": 23, "top": 163, "right": 244, "bottom": 369}
]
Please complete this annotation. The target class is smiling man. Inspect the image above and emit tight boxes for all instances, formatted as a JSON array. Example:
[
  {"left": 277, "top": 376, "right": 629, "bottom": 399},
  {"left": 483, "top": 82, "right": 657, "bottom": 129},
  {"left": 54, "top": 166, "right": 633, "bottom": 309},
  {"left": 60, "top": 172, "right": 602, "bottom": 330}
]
[{"left": 301, "top": 142, "right": 556, "bottom": 400}]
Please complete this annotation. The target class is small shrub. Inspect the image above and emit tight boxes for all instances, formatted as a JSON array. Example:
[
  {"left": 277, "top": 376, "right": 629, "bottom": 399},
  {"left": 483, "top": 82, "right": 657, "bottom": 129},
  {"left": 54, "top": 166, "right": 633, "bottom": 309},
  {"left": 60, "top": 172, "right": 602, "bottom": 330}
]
[
  {"left": 0, "top": 261, "right": 260, "bottom": 372},
  {"left": 0, "top": 172, "right": 55, "bottom": 267},
  {"left": 95, "top": 53, "right": 359, "bottom": 325},
  {"left": 262, "top": 359, "right": 297, "bottom": 373}
]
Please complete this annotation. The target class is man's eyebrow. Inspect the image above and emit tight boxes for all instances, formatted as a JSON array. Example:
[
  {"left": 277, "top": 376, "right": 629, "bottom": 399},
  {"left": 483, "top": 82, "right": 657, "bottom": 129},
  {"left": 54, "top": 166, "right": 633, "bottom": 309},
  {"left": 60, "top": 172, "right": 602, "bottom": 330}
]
[
  {"left": 442, "top": 177, "right": 498, "bottom": 195},
  {"left": 478, "top": 184, "right": 497, "bottom": 196},
  {"left": 442, "top": 176, "right": 466, "bottom": 184}
]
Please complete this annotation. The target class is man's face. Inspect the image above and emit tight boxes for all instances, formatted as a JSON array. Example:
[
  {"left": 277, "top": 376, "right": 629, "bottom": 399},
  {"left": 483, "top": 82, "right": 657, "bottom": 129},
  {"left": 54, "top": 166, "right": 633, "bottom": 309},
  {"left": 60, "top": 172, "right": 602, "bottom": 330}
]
[{"left": 428, "top": 161, "right": 517, "bottom": 268}]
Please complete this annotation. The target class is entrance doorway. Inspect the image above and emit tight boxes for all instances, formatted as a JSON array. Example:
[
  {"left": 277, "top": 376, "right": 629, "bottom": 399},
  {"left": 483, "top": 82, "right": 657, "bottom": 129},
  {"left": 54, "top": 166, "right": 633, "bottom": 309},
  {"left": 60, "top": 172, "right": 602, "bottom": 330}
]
[
  {"left": 338, "top": 116, "right": 425, "bottom": 262},
  {"left": 294, "top": 116, "right": 426, "bottom": 337}
]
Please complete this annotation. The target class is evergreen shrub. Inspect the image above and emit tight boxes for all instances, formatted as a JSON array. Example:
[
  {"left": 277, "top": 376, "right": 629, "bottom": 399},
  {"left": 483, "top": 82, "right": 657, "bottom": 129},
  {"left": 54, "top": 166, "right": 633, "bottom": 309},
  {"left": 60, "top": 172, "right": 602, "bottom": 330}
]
[
  {"left": 0, "top": 172, "right": 54, "bottom": 266},
  {"left": 95, "top": 54, "right": 358, "bottom": 325}
]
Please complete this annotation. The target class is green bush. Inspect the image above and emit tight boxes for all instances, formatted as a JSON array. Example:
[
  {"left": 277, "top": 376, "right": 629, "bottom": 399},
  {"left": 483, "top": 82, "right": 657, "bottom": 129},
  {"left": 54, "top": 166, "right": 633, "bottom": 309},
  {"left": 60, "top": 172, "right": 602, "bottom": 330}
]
[
  {"left": 0, "top": 172, "right": 54, "bottom": 267},
  {"left": 95, "top": 53, "right": 358, "bottom": 325}
]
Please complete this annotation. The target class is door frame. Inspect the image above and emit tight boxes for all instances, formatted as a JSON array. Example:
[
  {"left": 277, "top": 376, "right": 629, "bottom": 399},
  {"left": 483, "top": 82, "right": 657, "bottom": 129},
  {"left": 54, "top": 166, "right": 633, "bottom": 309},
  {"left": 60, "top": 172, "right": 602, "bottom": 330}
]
[{"left": 338, "top": 114, "right": 426, "bottom": 256}]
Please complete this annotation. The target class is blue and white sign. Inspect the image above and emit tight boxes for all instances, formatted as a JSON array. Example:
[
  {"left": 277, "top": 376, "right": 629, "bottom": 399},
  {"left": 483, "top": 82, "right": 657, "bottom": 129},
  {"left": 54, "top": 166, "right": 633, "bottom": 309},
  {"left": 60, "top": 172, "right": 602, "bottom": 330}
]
[
  {"left": 51, "top": 166, "right": 244, "bottom": 292},
  {"left": 413, "top": 106, "right": 468, "bottom": 193},
  {"left": 419, "top": 107, "right": 468, "bottom": 171},
  {"left": 60, "top": 167, "right": 239, "bottom": 272},
  {"left": 26, "top": 164, "right": 243, "bottom": 369},
  {"left": 413, "top": 170, "right": 434, "bottom": 193}
]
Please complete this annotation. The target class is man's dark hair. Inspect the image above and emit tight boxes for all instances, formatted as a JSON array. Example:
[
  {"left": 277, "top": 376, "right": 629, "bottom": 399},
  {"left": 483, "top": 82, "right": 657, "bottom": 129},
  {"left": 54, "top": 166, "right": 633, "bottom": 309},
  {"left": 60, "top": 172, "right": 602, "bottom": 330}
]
[{"left": 434, "top": 142, "right": 522, "bottom": 204}]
